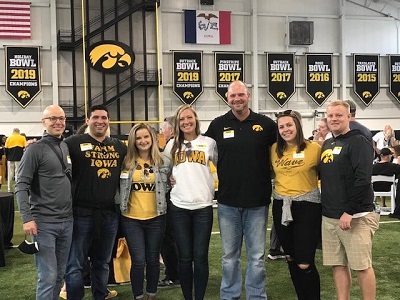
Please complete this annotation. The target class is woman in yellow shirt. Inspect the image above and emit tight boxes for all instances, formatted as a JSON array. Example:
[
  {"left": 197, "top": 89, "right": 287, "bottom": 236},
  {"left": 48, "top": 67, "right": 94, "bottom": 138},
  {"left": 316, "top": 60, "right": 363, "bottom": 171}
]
[
  {"left": 117, "top": 123, "right": 168, "bottom": 300},
  {"left": 270, "top": 110, "right": 322, "bottom": 300}
]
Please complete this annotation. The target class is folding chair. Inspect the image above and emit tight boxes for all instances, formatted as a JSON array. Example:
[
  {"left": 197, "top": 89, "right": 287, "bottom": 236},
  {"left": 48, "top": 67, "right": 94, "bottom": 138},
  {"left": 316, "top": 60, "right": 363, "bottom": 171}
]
[{"left": 371, "top": 175, "right": 397, "bottom": 215}]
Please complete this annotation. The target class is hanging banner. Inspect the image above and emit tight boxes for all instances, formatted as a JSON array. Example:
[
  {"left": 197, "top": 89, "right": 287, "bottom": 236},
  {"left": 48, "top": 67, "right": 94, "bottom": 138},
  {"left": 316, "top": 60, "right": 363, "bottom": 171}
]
[
  {"left": 172, "top": 51, "right": 203, "bottom": 105},
  {"left": 215, "top": 52, "right": 244, "bottom": 104},
  {"left": 389, "top": 55, "right": 400, "bottom": 104},
  {"left": 5, "top": 46, "right": 41, "bottom": 108},
  {"left": 306, "top": 54, "right": 333, "bottom": 106},
  {"left": 267, "top": 53, "right": 295, "bottom": 107},
  {"left": 353, "top": 54, "right": 379, "bottom": 106}
]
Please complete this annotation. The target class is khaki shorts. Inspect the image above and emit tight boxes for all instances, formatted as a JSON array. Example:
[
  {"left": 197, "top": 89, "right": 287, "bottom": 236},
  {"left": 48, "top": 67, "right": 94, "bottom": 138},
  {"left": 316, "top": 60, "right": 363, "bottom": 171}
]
[{"left": 322, "top": 212, "right": 379, "bottom": 270}]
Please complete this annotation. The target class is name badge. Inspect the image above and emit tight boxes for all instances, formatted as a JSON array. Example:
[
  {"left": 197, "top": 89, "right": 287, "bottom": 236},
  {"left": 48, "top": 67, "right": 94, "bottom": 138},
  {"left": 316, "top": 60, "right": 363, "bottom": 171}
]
[
  {"left": 67, "top": 155, "right": 71, "bottom": 164},
  {"left": 223, "top": 130, "right": 234, "bottom": 139},
  {"left": 80, "top": 143, "right": 93, "bottom": 151},
  {"left": 332, "top": 146, "right": 342, "bottom": 154},
  {"left": 120, "top": 171, "right": 129, "bottom": 179},
  {"left": 293, "top": 152, "right": 305, "bottom": 159}
]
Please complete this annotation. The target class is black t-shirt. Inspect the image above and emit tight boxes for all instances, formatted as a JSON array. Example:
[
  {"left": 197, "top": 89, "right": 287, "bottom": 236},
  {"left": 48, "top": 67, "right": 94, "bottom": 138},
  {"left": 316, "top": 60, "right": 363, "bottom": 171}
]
[
  {"left": 64, "top": 134, "right": 127, "bottom": 210},
  {"left": 372, "top": 162, "right": 400, "bottom": 191},
  {"left": 205, "top": 110, "right": 277, "bottom": 208}
]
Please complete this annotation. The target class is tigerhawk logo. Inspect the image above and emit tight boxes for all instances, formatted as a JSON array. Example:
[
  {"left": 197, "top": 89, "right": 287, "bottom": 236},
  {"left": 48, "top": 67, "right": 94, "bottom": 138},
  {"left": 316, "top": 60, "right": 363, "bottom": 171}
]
[
  {"left": 183, "top": 91, "right": 194, "bottom": 99},
  {"left": 321, "top": 149, "right": 334, "bottom": 164},
  {"left": 315, "top": 91, "right": 325, "bottom": 99},
  {"left": 97, "top": 168, "right": 111, "bottom": 179},
  {"left": 88, "top": 41, "right": 135, "bottom": 73},
  {"left": 17, "top": 90, "right": 30, "bottom": 99},
  {"left": 277, "top": 91, "right": 287, "bottom": 99},
  {"left": 252, "top": 125, "right": 263, "bottom": 132},
  {"left": 362, "top": 91, "right": 372, "bottom": 98}
]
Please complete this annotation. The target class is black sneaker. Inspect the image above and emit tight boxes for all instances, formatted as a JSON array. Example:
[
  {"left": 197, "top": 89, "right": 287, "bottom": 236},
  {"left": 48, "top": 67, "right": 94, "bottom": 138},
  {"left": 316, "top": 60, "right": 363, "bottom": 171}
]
[
  {"left": 267, "top": 251, "right": 286, "bottom": 260},
  {"left": 158, "top": 278, "right": 180, "bottom": 288}
]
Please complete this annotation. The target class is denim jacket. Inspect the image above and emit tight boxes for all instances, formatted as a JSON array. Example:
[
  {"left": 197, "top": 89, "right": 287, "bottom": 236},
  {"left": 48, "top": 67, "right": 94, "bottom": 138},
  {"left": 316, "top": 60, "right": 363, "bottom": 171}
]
[{"left": 115, "top": 163, "right": 168, "bottom": 216}]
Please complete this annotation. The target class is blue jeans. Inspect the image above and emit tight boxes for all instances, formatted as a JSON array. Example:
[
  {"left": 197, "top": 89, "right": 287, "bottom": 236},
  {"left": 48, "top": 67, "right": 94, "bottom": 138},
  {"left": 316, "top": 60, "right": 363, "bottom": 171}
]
[
  {"left": 170, "top": 204, "right": 213, "bottom": 300},
  {"left": 218, "top": 204, "right": 268, "bottom": 300},
  {"left": 121, "top": 215, "right": 166, "bottom": 299},
  {"left": 34, "top": 220, "right": 73, "bottom": 300},
  {"left": 65, "top": 211, "right": 118, "bottom": 300}
]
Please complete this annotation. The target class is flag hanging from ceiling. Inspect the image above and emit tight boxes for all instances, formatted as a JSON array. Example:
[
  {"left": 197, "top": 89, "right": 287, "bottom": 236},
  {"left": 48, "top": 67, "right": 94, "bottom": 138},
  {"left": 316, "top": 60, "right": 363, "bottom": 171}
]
[
  {"left": 184, "top": 10, "right": 231, "bottom": 44},
  {"left": 0, "top": 1, "right": 31, "bottom": 39}
]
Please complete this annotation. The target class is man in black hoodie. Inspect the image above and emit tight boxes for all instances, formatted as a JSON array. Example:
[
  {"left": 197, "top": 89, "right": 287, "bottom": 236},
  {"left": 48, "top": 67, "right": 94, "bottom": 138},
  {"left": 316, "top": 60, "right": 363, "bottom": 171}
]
[{"left": 319, "top": 100, "right": 379, "bottom": 300}]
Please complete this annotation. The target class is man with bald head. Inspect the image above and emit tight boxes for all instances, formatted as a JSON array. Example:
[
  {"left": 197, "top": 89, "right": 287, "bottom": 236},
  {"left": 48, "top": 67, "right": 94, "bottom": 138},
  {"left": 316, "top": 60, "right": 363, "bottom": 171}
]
[{"left": 16, "top": 105, "right": 73, "bottom": 300}]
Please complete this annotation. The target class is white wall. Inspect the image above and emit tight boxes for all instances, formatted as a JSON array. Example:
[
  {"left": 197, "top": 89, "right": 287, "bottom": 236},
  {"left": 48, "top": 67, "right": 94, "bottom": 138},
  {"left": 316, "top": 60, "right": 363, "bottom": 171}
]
[{"left": 0, "top": 0, "right": 400, "bottom": 136}]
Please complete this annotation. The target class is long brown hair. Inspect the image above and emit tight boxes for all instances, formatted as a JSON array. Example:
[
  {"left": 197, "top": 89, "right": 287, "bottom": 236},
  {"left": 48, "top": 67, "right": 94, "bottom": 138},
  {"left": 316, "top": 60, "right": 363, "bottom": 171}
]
[
  {"left": 170, "top": 104, "right": 201, "bottom": 164},
  {"left": 123, "top": 123, "right": 163, "bottom": 170},
  {"left": 276, "top": 110, "right": 307, "bottom": 158}
]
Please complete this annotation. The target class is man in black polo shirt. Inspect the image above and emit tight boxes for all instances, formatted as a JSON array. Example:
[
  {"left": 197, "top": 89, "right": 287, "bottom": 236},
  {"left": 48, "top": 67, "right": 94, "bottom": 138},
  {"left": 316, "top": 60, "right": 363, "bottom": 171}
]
[{"left": 205, "top": 80, "right": 277, "bottom": 300}]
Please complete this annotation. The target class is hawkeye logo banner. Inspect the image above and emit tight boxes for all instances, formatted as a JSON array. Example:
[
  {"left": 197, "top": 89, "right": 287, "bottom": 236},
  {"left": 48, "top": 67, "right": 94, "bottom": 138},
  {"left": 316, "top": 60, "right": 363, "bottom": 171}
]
[
  {"left": 306, "top": 54, "right": 333, "bottom": 106},
  {"left": 88, "top": 40, "right": 135, "bottom": 73},
  {"left": 173, "top": 51, "right": 203, "bottom": 105},
  {"left": 353, "top": 54, "right": 379, "bottom": 106},
  {"left": 215, "top": 52, "right": 244, "bottom": 105},
  {"left": 5, "top": 46, "right": 41, "bottom": 108},
  {"left": 389, "top": 55, "right": 400, "bottom": 104},
  {"left": 267, "top": 53, "right": 295, "bottom": 107}
]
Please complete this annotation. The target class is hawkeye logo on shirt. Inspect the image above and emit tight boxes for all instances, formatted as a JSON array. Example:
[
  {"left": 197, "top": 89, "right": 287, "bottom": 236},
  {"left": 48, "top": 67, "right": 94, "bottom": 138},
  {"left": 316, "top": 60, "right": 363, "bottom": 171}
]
[
  {"left": 81, "top": 143, "right": 121, "bottom": 179},
  {"left": 321, "top": 149, "right": 334, "bottom": 164},
  {"left": 252, "top": 124, "right": 263, "bottom": 132}
]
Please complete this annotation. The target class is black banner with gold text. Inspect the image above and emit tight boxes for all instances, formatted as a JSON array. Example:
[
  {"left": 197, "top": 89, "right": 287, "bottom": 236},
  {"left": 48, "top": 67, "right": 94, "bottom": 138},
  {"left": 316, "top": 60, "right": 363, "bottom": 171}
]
[
  {"left": 267, "top": 53, "right": 295, "bottom": 107},
  {"left": 5, "top": 46, "right": 41, "bottom": 108},
  {"left": 215, "top": 52, "right": 244, "bottom": 104},
  {"left": 389, "top": 55, "right": 400, "bottom": 104},
  {"left": 173, "top": 51, "right": 203, "bottom": 105},
  {"left": 306, "top": 54, "right": 332, "bottom": 106},
  {"left": 353, "top": 54, "right": 379, "bottom": 106}
]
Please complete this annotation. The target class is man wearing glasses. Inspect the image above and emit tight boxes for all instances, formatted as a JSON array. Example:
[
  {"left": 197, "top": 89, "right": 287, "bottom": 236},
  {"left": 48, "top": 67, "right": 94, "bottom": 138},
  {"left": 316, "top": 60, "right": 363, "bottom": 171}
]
[
  {"left": 64, "top": 105, "right": 127, "bottom": 300},
  {"left": 205, "top": 80, "right": 277, "bottom": 300},
  {"left": 16, "top": 105, "right": 73, "bottom": 300}
]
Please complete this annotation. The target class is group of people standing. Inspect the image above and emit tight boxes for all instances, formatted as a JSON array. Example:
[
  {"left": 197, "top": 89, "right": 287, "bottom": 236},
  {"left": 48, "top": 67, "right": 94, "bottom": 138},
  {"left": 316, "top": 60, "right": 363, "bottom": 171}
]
[{"left": 15, "top": 80, "right": 379, "bottom": 300}]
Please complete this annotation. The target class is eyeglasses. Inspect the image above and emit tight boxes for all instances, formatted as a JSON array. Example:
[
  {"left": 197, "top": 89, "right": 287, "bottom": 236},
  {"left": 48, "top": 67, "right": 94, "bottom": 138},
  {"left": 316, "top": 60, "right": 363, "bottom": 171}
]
[
  {"left": 43, "top": 116, "right": 66, "bottom": 123},
  {"left": 99, "top": 142, "right": 108, "bottom": 156},
  {"left": 136, "top": 163, "right": 154, "bottom": 181},
  {"left": 184, "top": 142, "right": 192, "bottom": 158}
]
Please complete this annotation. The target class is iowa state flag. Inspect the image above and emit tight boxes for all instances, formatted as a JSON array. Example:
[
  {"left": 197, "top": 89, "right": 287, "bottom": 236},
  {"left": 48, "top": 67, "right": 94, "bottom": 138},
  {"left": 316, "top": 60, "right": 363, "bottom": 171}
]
[{"left": 185, "top": 10, "right": 231, "bottom": 44}]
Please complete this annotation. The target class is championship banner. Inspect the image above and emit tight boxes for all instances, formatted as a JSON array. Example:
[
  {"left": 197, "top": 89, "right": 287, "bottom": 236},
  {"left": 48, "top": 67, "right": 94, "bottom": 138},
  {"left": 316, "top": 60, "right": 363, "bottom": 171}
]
[
  {"left": 172, "top": 51, "right": 203, "bottom": 105},
  {"left": 353, "top": 54, "right": 379, "bottom": 106},
  {"left": 5, "top": 46, "right": 41, "bottom": 108},
  {"left": 267, "top": 53, "right": 295, "bottom": 107},
  {"left": 306, "top": 54, "right": 333, "bottom": 106},
  {"left": 389, "top": 55, "right": 400, "bottom": 104},
  {"left": 215, "top": 52, "right": 244, "bottom": 104}
]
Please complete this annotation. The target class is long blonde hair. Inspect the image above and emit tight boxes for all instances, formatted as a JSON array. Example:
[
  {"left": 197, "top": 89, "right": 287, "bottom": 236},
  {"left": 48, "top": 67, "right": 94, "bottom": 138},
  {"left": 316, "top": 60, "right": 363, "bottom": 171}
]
[
  {"left": 170, "top": 104, "right": 201, "bottom": 164},
  {"left": 123, "top": 123, "right": 163, "bottom": 170}
]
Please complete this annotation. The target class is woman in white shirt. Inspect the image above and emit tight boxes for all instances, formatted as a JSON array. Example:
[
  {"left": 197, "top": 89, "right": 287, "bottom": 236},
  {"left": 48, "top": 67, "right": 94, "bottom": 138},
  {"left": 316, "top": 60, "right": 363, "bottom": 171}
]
[{"left": 163, "top": 104, "right": 217, "bottom": 300}]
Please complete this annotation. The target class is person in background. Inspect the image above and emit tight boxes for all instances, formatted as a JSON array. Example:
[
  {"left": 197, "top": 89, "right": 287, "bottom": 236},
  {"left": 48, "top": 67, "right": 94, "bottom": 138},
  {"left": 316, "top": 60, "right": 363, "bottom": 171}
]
[
  {"left": 372, "top": 148, "right": 400, "bottom": 219},
  {"left": 163, "top": 104, "right": 218, "bottom": 300},
  {"left": 16, "top": 105, "right": 73, "bottom": 300},
  {"left": 373, "top": 124, "right": 397, "bottom": 156},
  {"left": 343, "top": 100, "right": 373, "bottom": 142},
  {"left": 117, "top": 123, "right": 168, "bottom": 300},
  {"left": 267, "top": 224, "right": 285, "bottom": 260},
  {"left": 65, "top": 105, "right": 127, "bottom": 300},
  {"left": 313, "top": 118, "right": 330, "bottom": 145},
  {"left": 158, "top": 116, "right": 180, "bottom": 288},
  {"left": 205, "top": 80, "right": 277, "bottom": 300},
  {"left": 393, "top": 145, "right": 400, "bottom": 164},
  {"left": 319, "top": 100, "right": 378, "bottom": 300},
  {"left": 5, "top": 127, "right": 26, "bottom": 193},
  {"left": 271, "top": 109, "right": 322, "bottom": 299}
]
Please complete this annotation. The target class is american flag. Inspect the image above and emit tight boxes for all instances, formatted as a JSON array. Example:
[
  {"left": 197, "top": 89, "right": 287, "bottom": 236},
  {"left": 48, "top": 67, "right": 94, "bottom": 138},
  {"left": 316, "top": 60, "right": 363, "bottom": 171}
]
[{"left": 0, "top": 1, "right": 31, "bottom": 39}]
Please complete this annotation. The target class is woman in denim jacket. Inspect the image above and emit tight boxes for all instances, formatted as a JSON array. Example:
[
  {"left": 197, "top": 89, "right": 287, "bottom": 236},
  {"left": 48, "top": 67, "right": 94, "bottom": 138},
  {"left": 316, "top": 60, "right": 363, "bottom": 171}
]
[{"left": 116, "top": 123, "right": 168, "bottom": 300}]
